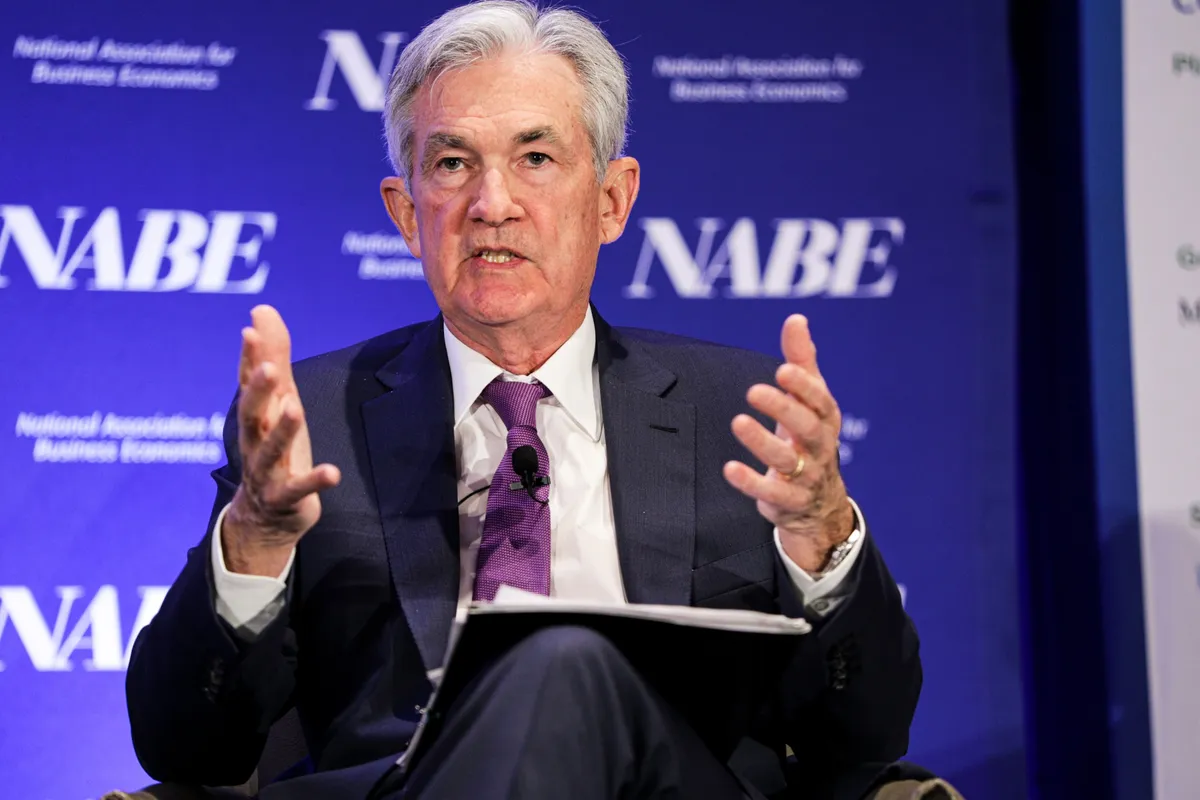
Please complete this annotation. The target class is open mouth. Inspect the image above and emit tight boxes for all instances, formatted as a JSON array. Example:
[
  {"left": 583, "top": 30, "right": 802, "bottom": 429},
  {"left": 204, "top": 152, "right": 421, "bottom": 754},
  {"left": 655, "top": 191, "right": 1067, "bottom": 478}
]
[{"left": 471, "top": 248, "right": 526, "bottom": 265}]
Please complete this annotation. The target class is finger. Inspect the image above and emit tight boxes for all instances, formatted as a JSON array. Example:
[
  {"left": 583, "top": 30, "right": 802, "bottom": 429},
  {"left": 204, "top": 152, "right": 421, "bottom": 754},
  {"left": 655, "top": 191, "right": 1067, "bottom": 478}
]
[
  {"left": 723, "top": 460, "right": 807, "bottom": 508},
  {"left": 263, "top": 465, "right": 342, "bottom": 510},
  {"left": 252, "top": 305, "right": 296, "bottom": 386},
  {"left": 780, "top": 314, "right": 819, "bottom": 375},
  {"left": 249, "top": 393, "right": 306, "bottom": 483},
  {"left": 238, "top": 326, "right": 261, "bottom": 387},
  {"left": 775, "top": 363, "right": 836, "bottom": 420},
  {"left": 237, "top": 361, "right": 280, "bottom": 448},
  {"left": 746, "top": 384, "right": 831, "bottom": 457},
  {"left": 731, "top": 414, "right": 806, "bottom": 476}
]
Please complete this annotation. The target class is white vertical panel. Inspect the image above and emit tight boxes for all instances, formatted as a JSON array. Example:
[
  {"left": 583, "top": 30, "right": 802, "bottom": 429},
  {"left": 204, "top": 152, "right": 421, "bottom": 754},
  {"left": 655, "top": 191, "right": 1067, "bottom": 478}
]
[{"left": 1122, "top": 1, "right": 1200, "bottom": 796}]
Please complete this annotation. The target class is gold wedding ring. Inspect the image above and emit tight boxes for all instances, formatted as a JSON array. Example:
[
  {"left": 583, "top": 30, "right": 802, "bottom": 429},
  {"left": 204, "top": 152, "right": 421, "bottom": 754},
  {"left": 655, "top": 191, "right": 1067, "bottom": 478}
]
[{"left": 782, "top": 454, "right": 805, "bottom": 480}]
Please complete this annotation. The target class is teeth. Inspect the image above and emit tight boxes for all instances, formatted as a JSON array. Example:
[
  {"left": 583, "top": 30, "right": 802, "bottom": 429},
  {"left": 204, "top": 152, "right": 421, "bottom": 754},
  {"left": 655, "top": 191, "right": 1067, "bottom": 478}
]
[{"left": 478, "top": 250, "right": 516, "bottom": 263}]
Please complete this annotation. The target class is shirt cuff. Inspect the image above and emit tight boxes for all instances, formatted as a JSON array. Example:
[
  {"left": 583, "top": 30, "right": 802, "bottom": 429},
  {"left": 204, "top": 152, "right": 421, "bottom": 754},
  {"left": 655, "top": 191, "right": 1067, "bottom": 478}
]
[
  {"left": 211, "top": 503, "right": 293, "bottom": 636},
  {"left": 773, "top": 497, "right": 866, "bottom": 618}
]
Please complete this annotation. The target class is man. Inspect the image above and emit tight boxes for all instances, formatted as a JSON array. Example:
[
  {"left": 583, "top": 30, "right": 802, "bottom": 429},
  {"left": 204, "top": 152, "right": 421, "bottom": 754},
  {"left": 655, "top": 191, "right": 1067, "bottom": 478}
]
[{"left": 126, "top": 2, "right": 921, "bottom": 798}]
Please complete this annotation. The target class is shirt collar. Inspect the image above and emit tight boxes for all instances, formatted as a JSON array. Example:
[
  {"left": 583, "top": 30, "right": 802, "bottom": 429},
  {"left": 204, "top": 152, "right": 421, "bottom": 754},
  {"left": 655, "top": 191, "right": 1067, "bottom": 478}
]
[{"left": 443, "top": 306, "right": 599, "bottom": 441}]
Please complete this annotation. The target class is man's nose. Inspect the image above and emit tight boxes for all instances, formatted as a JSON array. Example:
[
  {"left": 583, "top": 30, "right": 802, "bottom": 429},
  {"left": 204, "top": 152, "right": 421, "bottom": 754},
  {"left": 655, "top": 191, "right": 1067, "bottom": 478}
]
[{"left": 467, "top": 168, "right": 523, "bottom": 226}]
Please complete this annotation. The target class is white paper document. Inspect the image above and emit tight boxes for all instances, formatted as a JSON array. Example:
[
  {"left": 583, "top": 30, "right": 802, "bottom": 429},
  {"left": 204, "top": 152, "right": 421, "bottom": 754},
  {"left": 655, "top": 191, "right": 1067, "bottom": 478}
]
[{"left": 487, "top": 585, "right": 813, "bottom": 635}]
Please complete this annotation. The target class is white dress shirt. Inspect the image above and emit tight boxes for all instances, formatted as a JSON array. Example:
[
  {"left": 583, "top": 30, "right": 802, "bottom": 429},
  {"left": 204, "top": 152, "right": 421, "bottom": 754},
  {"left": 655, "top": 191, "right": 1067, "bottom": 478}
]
[{"left": 211, "top": 307, "right": 864, "bottom": 635}]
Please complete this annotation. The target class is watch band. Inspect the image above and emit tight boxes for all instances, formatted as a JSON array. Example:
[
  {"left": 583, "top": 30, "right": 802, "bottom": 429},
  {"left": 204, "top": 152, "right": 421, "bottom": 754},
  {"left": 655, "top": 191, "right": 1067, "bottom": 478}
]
[{"left": 816, "top": 527, "right": 862, "bottom": 577}]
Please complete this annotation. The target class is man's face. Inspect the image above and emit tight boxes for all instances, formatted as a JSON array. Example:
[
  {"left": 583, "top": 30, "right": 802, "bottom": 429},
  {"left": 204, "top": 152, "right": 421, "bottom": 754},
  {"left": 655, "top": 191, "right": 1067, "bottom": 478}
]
[{"left": 382, "top": 52, "right": 637, "bottom": 332}]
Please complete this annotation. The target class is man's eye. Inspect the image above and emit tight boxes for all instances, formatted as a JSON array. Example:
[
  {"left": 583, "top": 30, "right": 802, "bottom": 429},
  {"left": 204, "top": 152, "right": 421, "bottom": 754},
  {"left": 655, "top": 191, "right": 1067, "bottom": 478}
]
[
  {"left": 524, "top": 152, "right": 550, "bottom": 167},
  {"left": 438, "top": 157, "right": 464, "bottom": 171}
]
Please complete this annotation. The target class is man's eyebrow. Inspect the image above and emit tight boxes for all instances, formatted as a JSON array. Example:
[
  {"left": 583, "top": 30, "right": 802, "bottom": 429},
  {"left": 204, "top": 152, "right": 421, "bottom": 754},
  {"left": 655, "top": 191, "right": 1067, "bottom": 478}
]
[
  {"left": 420, "top": 132, "right": 470, "bottom": 173},
  {"left": 513, "top": 127, "right": 561, "bottom": 146}
]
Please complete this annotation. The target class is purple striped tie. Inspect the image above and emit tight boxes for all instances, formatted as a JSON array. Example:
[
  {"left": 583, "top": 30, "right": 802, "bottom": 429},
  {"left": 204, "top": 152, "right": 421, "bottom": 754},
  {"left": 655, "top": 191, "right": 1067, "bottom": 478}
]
[{"left": 472, "top": 379, "right": 552, "bottom": 602}]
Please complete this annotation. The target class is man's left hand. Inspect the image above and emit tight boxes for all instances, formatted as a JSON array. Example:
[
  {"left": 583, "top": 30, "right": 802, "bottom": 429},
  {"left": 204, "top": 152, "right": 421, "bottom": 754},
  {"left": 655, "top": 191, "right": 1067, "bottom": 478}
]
[{"left": 722, "top": 314, "right": 856, "bottom": 574}]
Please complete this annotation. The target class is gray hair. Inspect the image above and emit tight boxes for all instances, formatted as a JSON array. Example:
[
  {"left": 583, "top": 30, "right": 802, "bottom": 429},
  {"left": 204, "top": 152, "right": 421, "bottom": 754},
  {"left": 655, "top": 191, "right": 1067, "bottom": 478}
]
[{"left": 383, "top": 0, "right": 628, "bottom": 186}]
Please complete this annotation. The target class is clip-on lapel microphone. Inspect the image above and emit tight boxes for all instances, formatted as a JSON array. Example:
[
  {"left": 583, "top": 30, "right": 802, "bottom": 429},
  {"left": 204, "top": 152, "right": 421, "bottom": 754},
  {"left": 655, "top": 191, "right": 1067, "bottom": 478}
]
[{"left": 509, "top": 444, "right": 550, "bottom": 503}]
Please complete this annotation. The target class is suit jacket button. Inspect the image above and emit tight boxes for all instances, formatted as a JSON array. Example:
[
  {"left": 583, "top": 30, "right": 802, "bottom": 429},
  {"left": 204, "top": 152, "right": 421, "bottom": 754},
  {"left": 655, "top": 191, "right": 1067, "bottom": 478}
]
[
  {"left": 831, "top": 678, "right": 847, "bottom": 691},
  {"left": 811, "top": 599, "right": 830, "bottom": 613}
]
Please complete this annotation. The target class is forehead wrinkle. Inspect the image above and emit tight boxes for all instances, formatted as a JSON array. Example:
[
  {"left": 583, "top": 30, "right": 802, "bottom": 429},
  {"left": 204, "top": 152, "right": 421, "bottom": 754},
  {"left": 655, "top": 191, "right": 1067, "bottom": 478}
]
[{"left": 424, "top": 52, "right": 584, "bottom": 122}]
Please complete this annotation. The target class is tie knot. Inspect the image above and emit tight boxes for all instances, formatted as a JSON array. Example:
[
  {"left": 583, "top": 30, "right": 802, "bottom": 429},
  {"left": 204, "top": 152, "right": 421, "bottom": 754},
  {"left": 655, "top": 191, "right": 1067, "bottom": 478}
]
[{"left": 481, "top": 379, "right": 550, "bottom": 430}]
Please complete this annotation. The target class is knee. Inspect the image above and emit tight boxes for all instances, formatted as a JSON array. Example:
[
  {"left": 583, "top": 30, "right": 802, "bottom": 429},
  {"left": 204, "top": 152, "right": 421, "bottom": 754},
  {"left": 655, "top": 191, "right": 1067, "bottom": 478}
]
[{"left": 510, "top": 625, "right": 625, "bottom": 673}]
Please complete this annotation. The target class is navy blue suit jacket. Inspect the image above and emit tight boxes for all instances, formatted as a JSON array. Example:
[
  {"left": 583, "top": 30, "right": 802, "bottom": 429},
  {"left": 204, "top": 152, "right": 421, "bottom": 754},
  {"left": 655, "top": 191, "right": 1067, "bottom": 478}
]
[{"left": 126, "top": 310, "right": 921, "bottom": 798}]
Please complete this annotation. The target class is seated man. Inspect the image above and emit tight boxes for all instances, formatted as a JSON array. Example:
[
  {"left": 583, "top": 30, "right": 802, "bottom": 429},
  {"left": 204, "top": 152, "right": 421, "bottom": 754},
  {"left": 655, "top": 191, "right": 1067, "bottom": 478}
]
[{"left": 125, "top": 1, "right": 921, "bottom": 797}]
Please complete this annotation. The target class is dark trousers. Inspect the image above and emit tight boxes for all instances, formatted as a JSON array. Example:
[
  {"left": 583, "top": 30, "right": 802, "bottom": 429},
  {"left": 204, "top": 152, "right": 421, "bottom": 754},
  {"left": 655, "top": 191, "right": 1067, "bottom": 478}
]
[{"left": 383, "top": 625, "right": 755, "bottom": 800}]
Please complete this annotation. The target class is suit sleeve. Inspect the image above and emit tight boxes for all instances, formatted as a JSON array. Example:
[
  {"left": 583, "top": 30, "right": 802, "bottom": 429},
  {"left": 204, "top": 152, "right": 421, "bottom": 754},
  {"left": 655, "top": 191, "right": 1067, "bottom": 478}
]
[
  {"left": 772, "top": 526, "right": 922, "bottom": 789},
  {"left": 125, "top": 398, "right": 299, "bottom": 786}
]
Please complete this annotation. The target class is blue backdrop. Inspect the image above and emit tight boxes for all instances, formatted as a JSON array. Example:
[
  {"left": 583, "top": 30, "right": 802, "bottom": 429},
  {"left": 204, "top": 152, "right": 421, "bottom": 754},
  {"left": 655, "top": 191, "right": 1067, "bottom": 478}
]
[{"left": 0, "top": 1, "right": 1022, "bottom": 796}]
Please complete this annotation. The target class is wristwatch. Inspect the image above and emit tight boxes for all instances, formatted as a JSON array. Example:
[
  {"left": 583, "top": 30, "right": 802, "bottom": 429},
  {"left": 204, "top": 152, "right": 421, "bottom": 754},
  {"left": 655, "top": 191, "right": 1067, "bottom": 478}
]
[{"left": 815, "top": 527, "right": 862, "bottom": 577}]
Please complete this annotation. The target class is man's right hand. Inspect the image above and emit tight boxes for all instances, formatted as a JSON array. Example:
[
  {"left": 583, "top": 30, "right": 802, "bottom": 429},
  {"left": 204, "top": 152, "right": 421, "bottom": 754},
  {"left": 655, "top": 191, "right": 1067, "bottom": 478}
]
[{"left": 222, "top": 305, "right": 342, "bottom": 577}]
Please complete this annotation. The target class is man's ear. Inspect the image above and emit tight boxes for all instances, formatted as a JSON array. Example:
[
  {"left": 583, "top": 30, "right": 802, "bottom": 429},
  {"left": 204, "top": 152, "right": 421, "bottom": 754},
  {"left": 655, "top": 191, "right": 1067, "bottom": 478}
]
[
  {"left": 381, "top": 176, "right": 421, "bottom": 258},
  {"left": 598, "top": 156, "right": 641, "bottom": 245}
]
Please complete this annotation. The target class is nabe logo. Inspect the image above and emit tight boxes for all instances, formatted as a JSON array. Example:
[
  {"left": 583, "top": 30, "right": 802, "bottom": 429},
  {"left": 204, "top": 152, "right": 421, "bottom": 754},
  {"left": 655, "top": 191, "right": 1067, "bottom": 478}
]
[
  {"left": 0, "top": 586, "right": 168, "bottom": 672},
  {"left": 0, "top": 205, "right": 276, "bottom": 293},
  {"left": 626, "top": 216, "right": 904, "bottom": 299},
  {"left": 305, "top": 30, "right": 407, "bottom": 112}
]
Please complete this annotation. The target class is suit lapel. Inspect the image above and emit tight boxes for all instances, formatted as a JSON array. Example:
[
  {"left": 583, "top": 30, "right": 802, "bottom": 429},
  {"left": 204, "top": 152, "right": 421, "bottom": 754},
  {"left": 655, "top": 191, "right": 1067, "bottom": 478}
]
[
  {"left": 362, "top": 318, "right": 460, "bottom": 674},
  {"left": 595, "top": 314, "right": 697, "bottom": 606}
]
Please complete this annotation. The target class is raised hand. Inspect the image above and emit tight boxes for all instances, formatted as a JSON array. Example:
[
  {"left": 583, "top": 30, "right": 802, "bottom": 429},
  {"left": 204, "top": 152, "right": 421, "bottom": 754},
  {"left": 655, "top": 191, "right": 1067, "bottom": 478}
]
[
  {"left": 222, "top": 305, "right": 341, "bottom": 576},
  {"left": 722, "top": 314, "right": 855, "bottom": 573}
]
